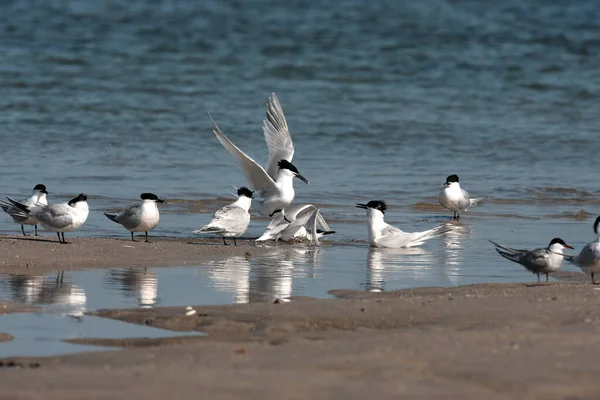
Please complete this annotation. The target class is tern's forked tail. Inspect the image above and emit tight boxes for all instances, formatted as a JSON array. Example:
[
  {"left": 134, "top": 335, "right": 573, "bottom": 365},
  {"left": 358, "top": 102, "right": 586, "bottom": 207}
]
[
  {"left": 469, "top": 197, "right": 487, "bottom": 208},
  {"left": 0, "top": 197, "right": 30, "bottom": 219},
  {"left": 104, "top": 213, "right": 119, "bottom": 223}
]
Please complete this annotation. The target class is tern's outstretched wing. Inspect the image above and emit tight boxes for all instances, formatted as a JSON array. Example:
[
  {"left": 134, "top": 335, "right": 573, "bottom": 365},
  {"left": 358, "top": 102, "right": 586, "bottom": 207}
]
[
  {"left": 211, "top": 116, "right": 277, "bottom": 194},
  {"left": 263, "top": 93, "right": 294, "bottom": 180}
]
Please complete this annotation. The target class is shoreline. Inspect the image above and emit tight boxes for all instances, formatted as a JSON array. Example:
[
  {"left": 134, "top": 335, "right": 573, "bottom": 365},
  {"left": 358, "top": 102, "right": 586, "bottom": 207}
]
[
  {"left": 1, "top": 282, "right": 600, "bottom": 398},
  {"left": 0, "top": 234, "right": 276, "bottom": 275}
]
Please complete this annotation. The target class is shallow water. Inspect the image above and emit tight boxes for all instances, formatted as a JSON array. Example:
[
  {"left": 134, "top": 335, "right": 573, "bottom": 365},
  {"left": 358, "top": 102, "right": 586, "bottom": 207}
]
[{"left": 0, "top": 0, "right": 599, "bottom": 356}]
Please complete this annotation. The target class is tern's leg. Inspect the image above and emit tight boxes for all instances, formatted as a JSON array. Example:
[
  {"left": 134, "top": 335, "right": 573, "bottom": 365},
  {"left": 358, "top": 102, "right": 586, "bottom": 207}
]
[
  {"left": 222, "top": 237, "right": 228, "bottom": 246},
  {"left": 21, "top": 225, "right": 29, "bottom": 236},
  {"left": 233, "top": 237, "right": 237, "bottom": 246},
  {"left": 56, "top": 232, "right": 61, "bottom": 243},
  {"left": 593, "top": 272, "right": 598, "bottom": 285},
  {"left": 536, "top": 272, "right": 540, "bottom": 283},
  {"left": 546, "top": 273, "right": 549, "bottom": 283},
  {"left": 60, "top": 232, "right": 67, "bottom": 244},
  {"left": 145, "top": 231, "right": 150, "bottom": 243},
  {"left": 34, "top": 224, "right": 39, "bottom": 236}
]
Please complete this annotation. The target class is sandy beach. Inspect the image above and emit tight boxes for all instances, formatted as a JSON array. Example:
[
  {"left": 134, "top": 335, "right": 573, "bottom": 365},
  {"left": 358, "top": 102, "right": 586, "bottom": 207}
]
[
  {"left": 0, "top": 277, "right": 599, "bottom": 399},
  {"left": 0, "top": 234, "right": 274, "bottom": 275}
]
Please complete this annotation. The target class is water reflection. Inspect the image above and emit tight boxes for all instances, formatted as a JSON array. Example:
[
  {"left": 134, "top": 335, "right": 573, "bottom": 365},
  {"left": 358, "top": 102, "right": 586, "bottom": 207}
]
[
  {"left": 366, "top": 247, "right": 436, "bottom": 291},
  {"left": 440, "top": 221, "right": 472, "bottom": 285},
  {"left": 0, "top": 271, "right": 86, "bottom": 314},
  {"left": 104, "top": 268, "right": 158, "bottom": 308},
  {"left": 203, "top": 246, "right": 323, "bottom": 303}
]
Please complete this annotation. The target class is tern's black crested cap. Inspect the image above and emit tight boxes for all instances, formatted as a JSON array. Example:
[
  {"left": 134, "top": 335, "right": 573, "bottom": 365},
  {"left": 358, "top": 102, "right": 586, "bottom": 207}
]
[
  {"left": 549, "top": 238, "right": 567, "bottom": 246},
  {"left": 68, "top": 193, "right": 87, "bottom": 206},
  {"left": 141, "top": 193, "right": 160, "bottom": 201},
  {"left": 237, "top": 187, "right": 254, "bottom": 198},
  {"left": 366, "top": 200, "right": 387, "bottom": 213},
  {"left": 594, "top": 216, "right": 600, "bottom": 234},
  {"left": 277, "top": 159, "right": 299, "bottom": 174},
  {"left": 445, "top": 174, "right": 459, "bottom": 184}
]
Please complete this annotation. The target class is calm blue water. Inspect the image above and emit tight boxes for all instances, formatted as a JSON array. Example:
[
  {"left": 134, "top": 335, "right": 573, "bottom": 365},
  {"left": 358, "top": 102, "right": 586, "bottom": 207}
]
[{"left": 0, "top": 0, "right": 599, "bottom": 293}]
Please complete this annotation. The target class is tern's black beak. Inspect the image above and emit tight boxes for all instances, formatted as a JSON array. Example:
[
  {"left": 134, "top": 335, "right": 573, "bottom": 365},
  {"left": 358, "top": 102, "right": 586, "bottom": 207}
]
[
  {"left": 157, "top": 199, "right": 167, "bottom": 204},
  {"left": 355, "top": 203, "right": 368, "bottom": 209},
  {"left": 42, "top": 190, "right": 49, "bottom": 195},
  {"left": 295, "top": 173, "right": 309, "bottom": 185}
]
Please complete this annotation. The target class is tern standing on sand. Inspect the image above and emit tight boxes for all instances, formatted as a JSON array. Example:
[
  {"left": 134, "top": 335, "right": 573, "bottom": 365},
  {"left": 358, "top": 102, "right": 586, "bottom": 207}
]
[
  {"left": 104, "top": 193, "right": 166, "bottom": 242},
  {"left": 1, "top": 184, "right": 48, "bottom": 236},
  {"left": 0, "top": 193, "right": 89, "bottom": 244},
  {"left": 194, "top": 187, "right": 253, "bottom": 246}
]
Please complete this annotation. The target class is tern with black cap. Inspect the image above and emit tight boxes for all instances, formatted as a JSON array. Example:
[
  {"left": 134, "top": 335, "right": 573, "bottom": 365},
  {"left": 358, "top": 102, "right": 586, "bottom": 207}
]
[
  {"left": 105, "top": 193, "right": 167, "bottom": 243},
  {"left": 209, "top": 93, "right": 309, "bottom": 217},
  {"left": 356, "top": 200, "right": 451, "bottom": 248},
  {"left": 564, "top": 216, "right": 600, "bottom": 284},
  {"left": 194, "top": 187, "right": 253, "bottom": 246},
  {"left": 439, "top": 174, "right": 486, "bottom": 219},
  {"left": 0, "top": 193, "right": 89, "bottom": 244},
  {"left": 490, "top": 238, "right": 574, "bottom": 282},
  {"left": 1, "top": 184, "right": 48, "bottom": 236}
]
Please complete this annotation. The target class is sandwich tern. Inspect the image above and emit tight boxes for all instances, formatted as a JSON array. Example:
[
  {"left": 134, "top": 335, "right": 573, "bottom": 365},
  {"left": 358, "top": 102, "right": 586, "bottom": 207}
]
[
  {"left": 439, "top": 174, "right": 485, "bottom": 219},
  {"left": 104, "top": 193, "right": 166, "bottom": 242},
  {"left": 193, "top": 186, "right": 253, "bottom": 246},
  {"left": 0, "top": 193, "right": 89, "bottom": 244},
  {"left": 256, "top": 204, "right": 335, "bottom": 245},
  {"left": 356, "top": 200, "right": 451, "bottom": 248},
  {"left": 564, "top": 216, "right": 600, "bottom": 284},
  {"left": 1, "top": 184, "right": 48, "bottom": 236},
  {"left": 490, "top": 238, "right": 574, "bottom": 282},
  {"left": 210, "top": 94, "right": 309, "bottom": 217}
]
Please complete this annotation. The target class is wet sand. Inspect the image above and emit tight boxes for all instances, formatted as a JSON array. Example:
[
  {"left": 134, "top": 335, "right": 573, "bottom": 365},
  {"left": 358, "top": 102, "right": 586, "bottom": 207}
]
[
  {"left": 0, "top": 234, "right": 273, "bottom": 275},
  {"left": 2, "top": 282, "right": 600, "bottom": 398}
]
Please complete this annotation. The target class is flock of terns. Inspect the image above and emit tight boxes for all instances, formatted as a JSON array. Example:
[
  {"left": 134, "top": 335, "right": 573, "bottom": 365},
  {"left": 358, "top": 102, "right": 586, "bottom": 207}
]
[{"left": 1, "top": 93, "right": 600, "bottom": 285}]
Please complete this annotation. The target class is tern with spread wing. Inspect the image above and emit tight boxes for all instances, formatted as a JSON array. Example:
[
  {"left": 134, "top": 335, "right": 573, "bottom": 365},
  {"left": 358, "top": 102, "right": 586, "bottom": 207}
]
[
  {"left": 439, "top": 174, "right": 485, "bottom": 219},
  {"left": 210, "top": 93, "right": 309, "bottom": 217},
  {"left": 1, "top": 184, "right": 48, "bottom": 236},
  {"left": 356, "top": 200, "right": 451, "bottom": 248},
  {"left": 490, "top": 238, "right": 574, "bottom": 282},
  {"left": 256, "top": 204, "right": 335, "bottom": 245}
]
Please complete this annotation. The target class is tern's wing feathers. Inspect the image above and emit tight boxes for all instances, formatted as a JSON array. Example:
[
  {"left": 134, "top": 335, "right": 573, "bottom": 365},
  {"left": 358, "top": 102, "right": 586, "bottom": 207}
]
[
  {"left": 34, "top": 204, "right": 73, "bottom": 230},
  {"left": 567, "top": 243, "right": 600, "bottom": 266},
  {"left": 263, "top": 93, "right": 294, "bottom": 180},
  {"left": 519, "top": 248, "right": 551, "bottom": 271},
  {"left": 377, "top": 224, "right": 450, "bottom": 248},
  {"left": 211, "top": 116, "right": 277, "bottom": 194},
  {"left": 115, "top": 205, "right": 142, "bottom": 230},
  {"left": 196, "top": 205, "right": 249, "bottom": 235}
]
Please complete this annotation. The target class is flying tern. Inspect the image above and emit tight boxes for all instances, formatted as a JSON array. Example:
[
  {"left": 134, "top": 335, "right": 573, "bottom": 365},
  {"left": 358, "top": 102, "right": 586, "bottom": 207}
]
[
  {"left": 104, "top": 193, "right": 166, "bottom": 242},
  {"left": 193, "top": 187, "right": 253, "bottom": 246},
  {"left": 356, "top": 200, "right": 451, "bottom": 248},
  {"left": 210, "top": 93, "right": 309, "bottom": 217},
  {"left": 0, "top": 193, "right": 89, "bottom": 244},
  {"left": 1, "top": 184, "right": 48, "bottom": 236},
  {"left": 490, "top": 238, "right": 574, "bottom": 282},
  {"left": 439, "top": 174, "right": 485, "bottom": 219}
]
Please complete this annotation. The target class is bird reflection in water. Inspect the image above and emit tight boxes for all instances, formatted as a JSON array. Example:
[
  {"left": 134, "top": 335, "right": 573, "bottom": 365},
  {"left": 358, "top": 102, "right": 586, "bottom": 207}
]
[
  {"left": 105, "top": 268, "right": 158, "bottom": 308},
  {"left": 1, "top": 271, "right": 86, "bottom": 315},
  {"left": 366, "top": 247, "right": 435, "bottom": 292},
  {"left": 440, "top": 221, "right": 471, "bottom": 286},
  {"left": 204, "top": 246, "right": 322, "bottom": 304}
]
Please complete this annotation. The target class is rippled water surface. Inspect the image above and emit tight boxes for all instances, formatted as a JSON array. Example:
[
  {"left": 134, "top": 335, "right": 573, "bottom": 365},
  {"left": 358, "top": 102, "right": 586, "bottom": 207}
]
[{"left": 1, "top": 0, "right": 600, "bottom": 299}]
